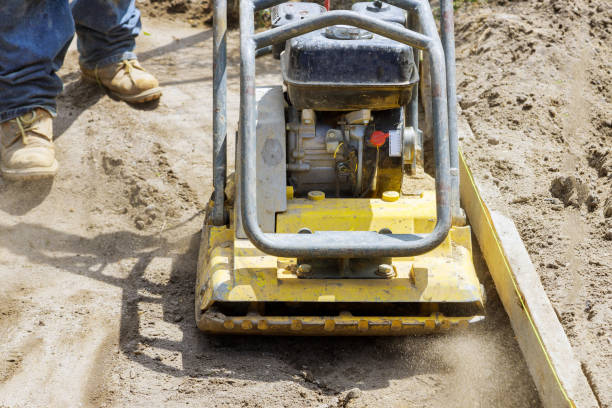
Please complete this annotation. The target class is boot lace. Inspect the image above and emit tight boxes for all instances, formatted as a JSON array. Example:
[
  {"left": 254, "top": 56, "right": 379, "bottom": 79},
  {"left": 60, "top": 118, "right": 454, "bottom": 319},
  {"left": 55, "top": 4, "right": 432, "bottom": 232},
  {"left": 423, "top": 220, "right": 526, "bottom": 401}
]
[
  {"left": 95, "top": 59, "right": 144, "bottom": 87},
  {"left": 5, "top": 111, "right": 39, "bottom": 148}
]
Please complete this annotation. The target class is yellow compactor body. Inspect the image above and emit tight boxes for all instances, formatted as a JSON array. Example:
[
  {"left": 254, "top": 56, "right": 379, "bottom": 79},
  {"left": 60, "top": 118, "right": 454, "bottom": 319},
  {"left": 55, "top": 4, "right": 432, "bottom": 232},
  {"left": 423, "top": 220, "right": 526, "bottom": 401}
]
[
  {"left": 198, "top": 0, "right": 485, "bottom": 335},
  {"left": 196, "top": 191, "right": 485, "bottom": 335}
]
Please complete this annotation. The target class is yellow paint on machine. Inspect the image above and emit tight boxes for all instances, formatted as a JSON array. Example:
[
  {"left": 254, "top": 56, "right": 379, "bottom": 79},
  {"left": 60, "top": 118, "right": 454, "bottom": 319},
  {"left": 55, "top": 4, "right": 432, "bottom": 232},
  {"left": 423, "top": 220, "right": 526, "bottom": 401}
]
[
  {"left": 195, "top": 192, "right": 485, "bottom": 335},
  {"left": 199, "top": 314, "right": 481, "bottom": 336}
]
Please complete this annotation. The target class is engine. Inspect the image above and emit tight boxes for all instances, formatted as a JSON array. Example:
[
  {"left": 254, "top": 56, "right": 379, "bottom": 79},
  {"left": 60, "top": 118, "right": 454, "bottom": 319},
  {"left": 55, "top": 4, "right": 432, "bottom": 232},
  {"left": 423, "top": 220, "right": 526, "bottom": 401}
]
[{"left": 273, "top": 1, "right": 421, "bottom": 198}]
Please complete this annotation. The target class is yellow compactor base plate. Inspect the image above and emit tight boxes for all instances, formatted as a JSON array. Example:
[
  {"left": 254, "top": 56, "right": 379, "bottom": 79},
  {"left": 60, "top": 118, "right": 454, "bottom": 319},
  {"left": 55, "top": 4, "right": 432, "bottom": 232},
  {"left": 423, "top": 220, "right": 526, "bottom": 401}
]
[{"left": 195, "top": 191, "right": 485, "bottom": 335}]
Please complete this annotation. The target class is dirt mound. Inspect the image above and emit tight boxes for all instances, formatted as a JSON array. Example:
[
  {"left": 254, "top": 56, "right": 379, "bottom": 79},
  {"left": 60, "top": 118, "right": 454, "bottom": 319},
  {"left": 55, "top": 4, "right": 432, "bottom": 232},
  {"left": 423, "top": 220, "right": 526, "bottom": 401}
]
[
  {"left": 139, "top": 0, "right": 216, "bottom": 26},
  {"left": 138, "top": 0, "right": 243, "bottom": 27},
  {"left": 549, "top": 175, "right": 589, "bottom": 208},
  {"left": 455, "top": 0, "right": 611, "bottom": 404}
]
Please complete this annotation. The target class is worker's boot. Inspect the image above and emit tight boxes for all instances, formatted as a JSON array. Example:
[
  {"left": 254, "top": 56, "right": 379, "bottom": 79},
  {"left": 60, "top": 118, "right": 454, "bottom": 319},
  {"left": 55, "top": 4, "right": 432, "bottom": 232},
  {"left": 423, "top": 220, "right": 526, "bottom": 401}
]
[
  {"left": 0, "top": 109, "right": 58, "bottom": 180},
  {"left": 81, "top": 59, "right": 162, "bottom": 103}
]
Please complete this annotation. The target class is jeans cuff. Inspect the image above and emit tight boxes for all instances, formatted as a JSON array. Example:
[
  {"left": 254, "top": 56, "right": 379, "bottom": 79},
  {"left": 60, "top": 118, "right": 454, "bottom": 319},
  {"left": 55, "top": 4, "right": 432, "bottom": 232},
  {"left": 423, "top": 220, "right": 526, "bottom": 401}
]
[
  {"left": 0, "top": 105, "right": 57, "bottom": 123},
  {"left": 79, "top": 50, "right": 137, "bottom": 70}
]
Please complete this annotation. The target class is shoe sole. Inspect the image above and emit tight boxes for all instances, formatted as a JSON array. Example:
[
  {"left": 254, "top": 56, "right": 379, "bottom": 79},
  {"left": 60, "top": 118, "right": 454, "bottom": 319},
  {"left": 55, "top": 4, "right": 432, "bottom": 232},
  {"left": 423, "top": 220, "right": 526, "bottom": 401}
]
[
  {"left": 111, "top": 87, "right": 162, "bottom": 103},
  {"left": 1, "top": 160, "right": 58, "bottom": 180},
  {"left": 81, "top": 74, "right": 162, "bottom": 104}
]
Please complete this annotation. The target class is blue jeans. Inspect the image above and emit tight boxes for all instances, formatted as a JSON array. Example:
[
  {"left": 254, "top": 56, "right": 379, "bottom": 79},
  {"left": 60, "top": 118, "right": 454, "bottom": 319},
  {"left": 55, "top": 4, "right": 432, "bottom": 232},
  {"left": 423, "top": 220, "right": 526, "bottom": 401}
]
[{"left": 0, "top": 0, "right": 142, "bottom": 122}]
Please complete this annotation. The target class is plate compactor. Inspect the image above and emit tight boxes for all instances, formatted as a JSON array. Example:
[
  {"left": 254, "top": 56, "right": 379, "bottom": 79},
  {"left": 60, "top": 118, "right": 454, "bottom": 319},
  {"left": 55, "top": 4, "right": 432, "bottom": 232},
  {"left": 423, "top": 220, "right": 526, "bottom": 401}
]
[{"left": 196, "top": 0, "right": 485, "bottom": 334}]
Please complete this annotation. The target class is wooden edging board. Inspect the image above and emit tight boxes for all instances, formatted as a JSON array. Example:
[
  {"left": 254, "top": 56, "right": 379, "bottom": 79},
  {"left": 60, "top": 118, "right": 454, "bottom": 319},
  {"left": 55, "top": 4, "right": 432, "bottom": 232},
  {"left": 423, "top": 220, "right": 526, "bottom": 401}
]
[{"left": 459, "top": 151, "right": 599, "bottom": 408}]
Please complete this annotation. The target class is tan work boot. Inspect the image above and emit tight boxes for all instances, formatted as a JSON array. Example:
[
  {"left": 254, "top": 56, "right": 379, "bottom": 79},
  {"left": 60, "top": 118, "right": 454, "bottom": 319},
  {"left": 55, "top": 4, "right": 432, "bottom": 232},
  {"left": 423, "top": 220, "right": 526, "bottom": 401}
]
[
  {"left": 81, "top": 59, "right": 162, "bottom": 103},
  {"left": 0, "top": 109, "right": 58, "bottom": 180}
]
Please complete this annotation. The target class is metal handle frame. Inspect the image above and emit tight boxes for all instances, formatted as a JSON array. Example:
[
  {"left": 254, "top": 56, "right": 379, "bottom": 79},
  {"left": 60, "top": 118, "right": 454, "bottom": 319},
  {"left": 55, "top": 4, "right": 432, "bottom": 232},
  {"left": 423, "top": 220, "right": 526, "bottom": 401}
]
[
  {"left": 211, "top": 0, "right": 228, "bottom": 226},
  {"left": 211, "top": 0, "right": 460, "bottom": 258},
  {"left": 440, "top": 0, "right": 461, "bottom": 223}
]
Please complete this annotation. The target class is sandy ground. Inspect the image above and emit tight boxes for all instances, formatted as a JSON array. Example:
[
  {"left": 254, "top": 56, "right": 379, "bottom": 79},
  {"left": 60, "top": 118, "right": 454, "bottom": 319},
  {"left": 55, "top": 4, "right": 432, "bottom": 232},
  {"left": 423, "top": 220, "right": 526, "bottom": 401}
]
[
  {"left": 455, "top": 0, "right": 611, "bottom": 405},
  {"left": 0, "top": 0, "right": 609, "bottom": 406},
  {"left": 0, "top": 17, "right": 542, "bottom": 408}
]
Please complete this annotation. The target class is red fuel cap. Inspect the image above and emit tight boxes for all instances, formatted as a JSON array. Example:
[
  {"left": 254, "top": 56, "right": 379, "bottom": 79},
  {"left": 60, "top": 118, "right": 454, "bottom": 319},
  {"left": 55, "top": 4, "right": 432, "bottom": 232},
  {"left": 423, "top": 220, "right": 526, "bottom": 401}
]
[{"left": 369, "top": 130, "right": 389, "bottom": 147}]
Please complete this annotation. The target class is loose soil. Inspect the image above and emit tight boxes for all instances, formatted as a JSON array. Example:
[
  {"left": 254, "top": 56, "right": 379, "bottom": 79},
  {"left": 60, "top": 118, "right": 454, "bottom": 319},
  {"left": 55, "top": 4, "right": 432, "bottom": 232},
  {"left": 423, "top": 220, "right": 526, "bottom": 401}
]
[
  {"left": 0, "top": 18, "right": 539, "bottom": 408},
  {"left": 455, "top": 0, "right": 611, "bottom": 405},
  {"left": 0, "top": 0, "right": 610, "bottom": 406},
  {"left": 138, "top": 0, "right": 217, "bottom": 26}
]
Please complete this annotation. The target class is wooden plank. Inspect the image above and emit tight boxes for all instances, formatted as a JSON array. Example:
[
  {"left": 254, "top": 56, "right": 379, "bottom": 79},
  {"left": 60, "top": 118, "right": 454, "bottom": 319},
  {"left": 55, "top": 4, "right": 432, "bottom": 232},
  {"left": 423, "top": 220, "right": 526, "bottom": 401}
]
[{"left": 459, "top": 151, "right": 599, "bottom": 408}]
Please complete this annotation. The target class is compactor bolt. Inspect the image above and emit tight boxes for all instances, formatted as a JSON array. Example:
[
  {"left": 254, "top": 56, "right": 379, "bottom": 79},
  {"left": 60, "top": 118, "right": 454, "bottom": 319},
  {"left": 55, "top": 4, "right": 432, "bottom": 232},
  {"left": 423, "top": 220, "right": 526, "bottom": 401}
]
[
  {"left": 391, "top": 320, "right": 402, "bottom": 331},
  {"left": 376, "top": 264, "right": 396, "bottom": 279},
  {"left": 296, "top": 263, "right": 312, "bottom": 277},
  {"left": 382, "top": 191, "right": 400, "bottom": 202},
  {"left": 308, "top": 190, "right": 325, "bottom": 201},
  {"left": 291, "top": 319, "right": 303, "bottom": 331},
  {"left": 336, "top": 162, "right": 350, "bottom": 175}
]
